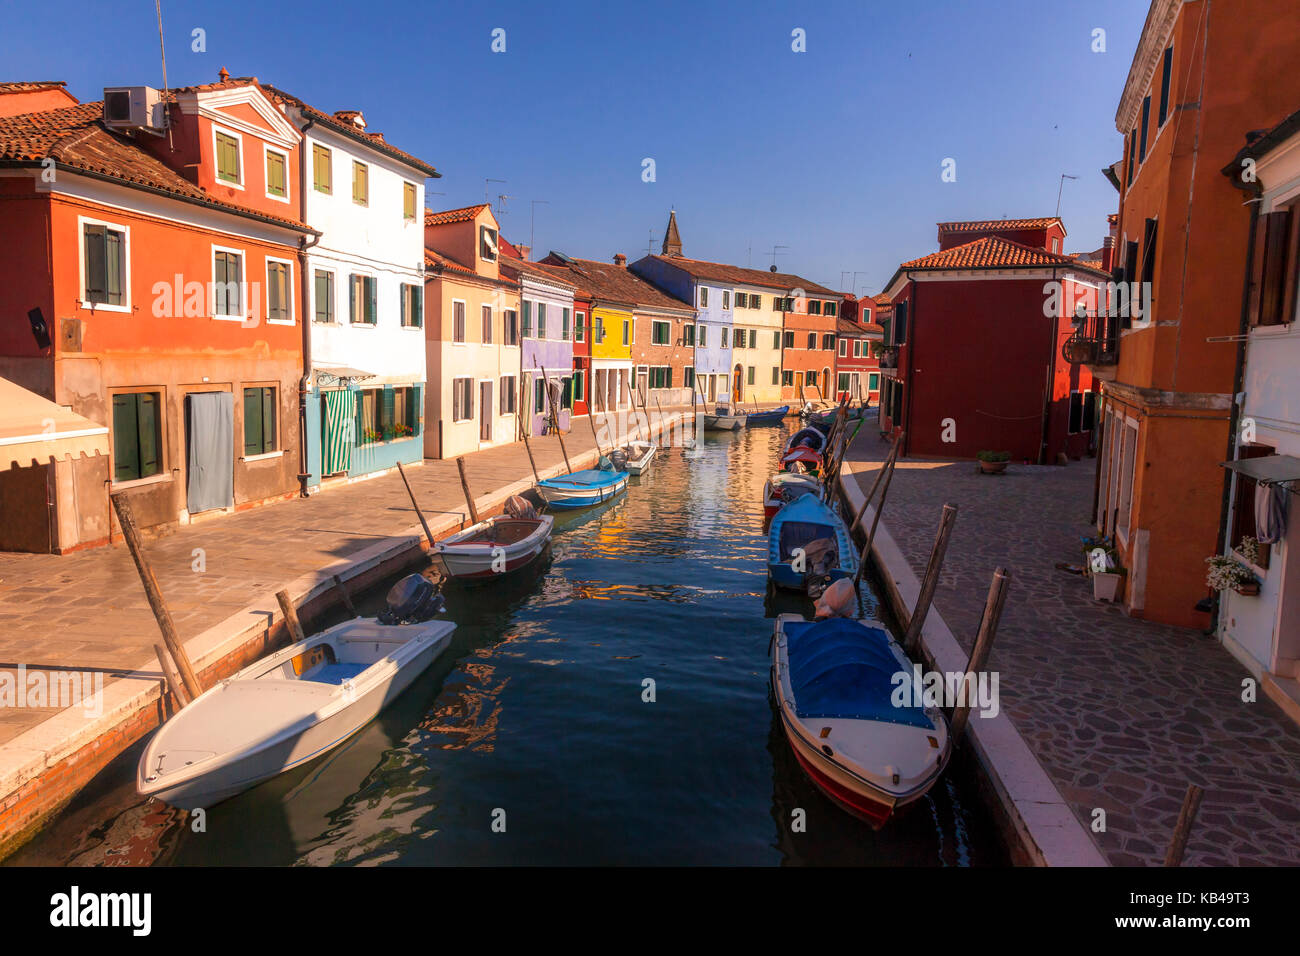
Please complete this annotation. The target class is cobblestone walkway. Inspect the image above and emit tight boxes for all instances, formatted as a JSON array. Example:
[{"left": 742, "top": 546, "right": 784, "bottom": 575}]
[
  {"left": 847, "top": 432, "right": 1300, "bottom": 866},
  {"left": 0, "top": 406, "right": 698, "bottom": 747}
]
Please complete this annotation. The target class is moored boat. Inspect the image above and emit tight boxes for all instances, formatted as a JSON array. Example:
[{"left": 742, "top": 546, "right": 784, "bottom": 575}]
[
  {"left": 745, "top": 405, "right": 790, "bottom": 426},
  {"left": 763, "top": 471, "right": 822, "bottom": 523},
  {"left": 703, "top": 405, "right": 747, "bottom": 430},
  {"left": 437, "top": 512, "right": 553, "bottom": 581},
  {"left": 621, "top": 440, "right": 658, "bottom": 475},
  {"left": 137, "top": 575, "right": 455, "bottom": 810},
  {"left": 779, "top": 446, "right": 823, "bottom": 476},
  {"left": 536, "top": 467, "right": 630, "bottom": 509},
  {"left": 770, "top": 613, "right": 951, "bottom": 827},
  {"left": 767, "top": 493, "right": 856, "bottom": 593}
]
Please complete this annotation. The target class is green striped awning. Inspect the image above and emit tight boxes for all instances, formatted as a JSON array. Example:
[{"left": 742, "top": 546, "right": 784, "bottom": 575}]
[{"left": 323, "top": 389, "right": 355, "bottom": 476}]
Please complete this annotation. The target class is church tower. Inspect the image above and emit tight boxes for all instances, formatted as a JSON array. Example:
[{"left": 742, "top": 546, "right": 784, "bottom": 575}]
[{"left": 661, "top": 209, "right": 682, "bottom": 257}]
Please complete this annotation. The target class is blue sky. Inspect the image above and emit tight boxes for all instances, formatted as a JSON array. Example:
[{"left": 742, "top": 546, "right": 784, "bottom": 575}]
[{"left": 4, "top": 0, "right": 1147, "bottom": 294}]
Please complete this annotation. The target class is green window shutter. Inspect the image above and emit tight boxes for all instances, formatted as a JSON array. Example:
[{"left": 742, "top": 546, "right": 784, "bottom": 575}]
[
  {"left": 315, "top": 272, "right": 330, "bottom": 323},
  {"left": 112, "top": 394, "right": 139, "bottom": 481},
  {"left": 414, "top": 285, "right": 423, "bottom": 327},
  {"left": 243, "top": 388, "right": 261, "bottom": 456},
  {"left": 268, "top": 264, "right": 282, "bottom": 321},
  {"left": 382, "top": 386, "right": 395, "bottom": 436},
  {"left": 104, "top": 230, "right": 123, "bottom": 304},
  {"left": 366, "top": 277, "right": 377, "bottom": 324},
  {"left": 263, "top": 387, "right": 276, "bottom": 452},
  {"left": 84, "top": 225, "right": 106, "bottom": 303},
  {"left": 349, "top": 276, "right": 357, "bottom": 323},
  {"left": 137, "top": 393, "right": 159, "bottom": 478},
  {"left": 413, "top": 384, "right": 423, "bottom": 432}
]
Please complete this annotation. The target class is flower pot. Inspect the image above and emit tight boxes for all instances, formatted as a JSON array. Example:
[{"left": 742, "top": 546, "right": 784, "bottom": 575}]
[
  {"left": 1232, "top": 581, "right": 1261, "bottom": 596},
  {"left": 979, "top": 460, "right": 1008, "bottom": 475},
  {"left": 1092, "top": 571, "right": 1124, "bottom": 602}
]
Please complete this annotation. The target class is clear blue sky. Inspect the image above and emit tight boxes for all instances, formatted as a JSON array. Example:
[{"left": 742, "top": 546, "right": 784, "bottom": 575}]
[{"left": 3, "top": 0, "right": 1147, "bottom": 295}]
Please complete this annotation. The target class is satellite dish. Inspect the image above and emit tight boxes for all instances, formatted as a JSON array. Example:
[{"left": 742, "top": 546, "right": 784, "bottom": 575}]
[{"left": 769, "top": 265, "right": 777, "bottom": 272}]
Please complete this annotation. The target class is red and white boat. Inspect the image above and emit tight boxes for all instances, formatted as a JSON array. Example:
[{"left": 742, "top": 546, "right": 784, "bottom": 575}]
[
  {"left": 436, "top": 513, "right": 553, "bottom": 581},
  {"left": 779, "top": 446, "right": 823, "bottom": 475},
  {"left": 762, "top": 472, "right": 822, "bottom": 523},
  {"left": 770, "top": 613, "right": 951, "bottom": 827}
]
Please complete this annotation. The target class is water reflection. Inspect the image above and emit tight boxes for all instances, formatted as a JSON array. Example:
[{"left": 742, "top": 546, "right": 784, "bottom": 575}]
[{"left": 9, "top": 425, "right": 1006, "bottom": 866}]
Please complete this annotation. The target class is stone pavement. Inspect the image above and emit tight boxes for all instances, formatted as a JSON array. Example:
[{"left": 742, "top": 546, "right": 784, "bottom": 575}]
[
  {"left": 846, "top": 431, "right": 1300, "bottom": 866},
  {"left": 0, "top": 404, "right": 701, "bottom": 747}
]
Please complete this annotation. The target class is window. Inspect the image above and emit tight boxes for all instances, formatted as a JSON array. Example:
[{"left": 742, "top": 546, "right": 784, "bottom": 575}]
[
  {"left": 452, "top": 377, "right": 473, "bottom": 422},
  {"left": 746, "top": 366, "right": 755, "bottom": 385},
  {"left": 534, "top": 376, "right": 546, "bottom": 416},
  {"left": 839, "top": 339, "right": 848, "bottom": 357},
  {"left": 809, "top": 300, "right": 822, "bottom": 315},
  {"left": 838, "top": 372, "right": 850, "bottom": 393},
  {"left": 522, "top": 301, "right": 533, "bottom": 337},
  {"left": 1139, "top": 95, "right": 1151, "bottom": 162},
  {"left": 734, "top": 329, "right": 744, "bottom": 350},
  {"left": 266, "top": 260, "right": 291, "bottom": 323},
  {"left": 404, "top": 182, "right": 417, "bottom": 221},
  {"left": 350, "top": 274, "right": 377, "bottom": 325},
  {"left": 501, "top": 375, "right": 517, "bottom": 414},
  {"left": 622, "top": 319, "right": 630, "bottom": 345},
  {"left": 699, "top": 287, "right": 708, "bottom": 307},
  {"left": 807, "top": 371, "right": 818, "bottom": 388},
  {"left": 575, "top": 311, "right": 586, "bottom": 342},
  {"left": 649, "top": 366, "right": 673, "bottom": 389},
  {"left": 782, "top": 370, "right": 793, "bottom": 386},
  {"left": 1117, "top": 421, "right": 1138, "bottom": 541},
  {"left": 722, "top": 290, "right": 731, "bottom": 310},
  {"left": 243, "top": 386, "right": 277, "bottom": 456},
  {"left": 479, "top": 225, "right": 498, "bottom": 262},
  {"left": 721, "top": 327, "right": 729, "bottom": 349},
  {"left": 822, "top": 333, "right": 834, "bottom": 350},
  {"left": 683, "top": 367, "right": 694, "bottom": 389},
  {"left": 401, "top": 284, "right": 423, "bottom": 328},
  {"left": 215, "top": 130, "right": 241, "bottom": 185},
  {"left": 504, "top": 309, "right": 519, "bottom": 345},
  {"left": 824, "top": 301, "right": 837, "bottom": 317},
  {"left": 1250, "top": 206, "right": 1296, "bottom": 327},
  {"left": 783, "top": 331, "right": 794, "bottom": 349},
  {"left": 213, "top": 249, "right": 244, "bottom": 319},
  {"left": 698, "top": 324, "right": 707, "bottom": 347},
  {"left": 352, "top": 161, "right": 369, "bottom": 205},
  {"left": 1158, "top": 46, "right": 1173, "bottom": 127},
  {"left": 481, "top": 304, "right": 493, "bottom": 342},
  {"left": 652, "top": 320, "right": 671, "bottom": 345},
  {"left": 358, "top": 388, "right": 380, "bottom": 444},
  {"left": 570, "top": 369, "right": 584, "bottom": 406},
  {"left": 1082, "top": 391, "right": 1097, "bottom": 432},
  {"left": 595, "top": 316, "right": 605, "bottom": 342},
  {"left": 851, "top": 340, "right": 860, "bottom": 358},
  {"left": 1140, "top": 218, "right": 1158, "bottom": 312},
  {"left": 538, "top": 303, "right": 547, "bottom": 339},
  {"left": 112, "top": 391, "right": 162, "bottom": 482},
  {"left": 806, "top": 332, "right": 816, "bottom": 350},
  {"left": 392, "top": 385, "right": 419, "bottom": 437},
  {"left": 452, "top": 300, "right": 466, "bottom": 342},
  {"left": 1052, "top": 238, "right": 1061, "bottom": 254},
  {"left": 868, "top": 372, "right": 880, "bottom": 392},
  {"left": 562, "top": 308, "right": 571, "bottom": 341},
  {"left": 314, "top": 270, "right": 334, "bottom": 323},
  {"left": 1068, "top": 392, "right": 1084, "bottom": 434},
  {"left": 82, "top": 222, "right": 126, "bottom": 307},
  {"left": 1126, "top": 129, "right": 1136, "bottom": 186},
  {"left": 265, "top": 149, "right": 287, "bottom": 199},
  {"left": 313, "top": 144, "right": 331, "bottom": 194},
  {"left": 684, "top": 323, "right": 695, "bottom": 346},
  {"left": 561, "top": 376, "right": 574, "bottom": 409},
  {"left": 773, "top": 330, "right": 781, "bottom": 349},
  {"left": 735, "top": 292, "right": 747, "bottom": 308},
  {"left": 862, "top": 307, "right": 872, "bottom": 324},
  {"left": 894, "top": 300, "right": 909, "bottom": 345},
  {"left": 771, "top": 367, "right": 779, "bottom": 385}
]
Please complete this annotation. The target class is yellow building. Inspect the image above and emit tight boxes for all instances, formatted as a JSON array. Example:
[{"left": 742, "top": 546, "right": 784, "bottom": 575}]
[{"left": 730, "top": 283, "right": 785, "bottom": 405}]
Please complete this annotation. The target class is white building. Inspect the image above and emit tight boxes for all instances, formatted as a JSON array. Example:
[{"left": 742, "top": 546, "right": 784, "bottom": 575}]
[{"left": 268, "top": 86, "right": 436, "bottom": 486}]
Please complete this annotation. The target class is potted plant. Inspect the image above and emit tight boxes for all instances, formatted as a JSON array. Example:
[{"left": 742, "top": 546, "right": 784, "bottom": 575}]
[
  {"left": 976, "top": 450, "right": 1011, "bottom": 474},
  {"left": 1206, "top": 554, "right": 1259, "bottom": 596},
  {"left": 1081, "top": 535, "right": 1125, "bottom": 600}
]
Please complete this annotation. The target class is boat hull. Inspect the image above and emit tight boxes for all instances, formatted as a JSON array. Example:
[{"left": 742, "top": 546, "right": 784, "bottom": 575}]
[
  {"left": 767, "top": 494, "right": 856, "bottom": 591},
  {"left": 746, "top": 405, "right": 790, "bottom": 426},
  {"left": 437, "top": 515, "right": 553, "bottom": 581},
  {"left": 623, "top": 441, "right": 657, "bottom": 475},
  {"left": 704, "top": 415, "right": 745, "bottom": 431},
  {"left": 537, "top": 470, "right": 630, "bottom": 509}
]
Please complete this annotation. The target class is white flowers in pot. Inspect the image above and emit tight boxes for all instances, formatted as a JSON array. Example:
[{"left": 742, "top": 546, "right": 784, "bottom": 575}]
[{"left": 1205, "top": 554, "right": 1256, "bottom": 593}]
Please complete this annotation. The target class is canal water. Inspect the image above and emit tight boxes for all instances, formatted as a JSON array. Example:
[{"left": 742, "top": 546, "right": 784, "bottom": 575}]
[{"left": 9, "top": 424, "right": 1007, "bottom": 866}]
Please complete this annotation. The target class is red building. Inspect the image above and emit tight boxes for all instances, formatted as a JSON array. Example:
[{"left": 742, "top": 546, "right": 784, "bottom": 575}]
[
  {"left": 834, "top": 298, "right": 883, "bottom": 405},
  {"left": 0, "top": 76, "right": 315, "bottom": 550},
  {"left": 878, "top": 218, "right": 1109, "bottom": 462}
]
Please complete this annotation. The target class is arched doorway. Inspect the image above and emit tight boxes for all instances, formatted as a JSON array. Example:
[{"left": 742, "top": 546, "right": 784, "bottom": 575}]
[{"left": 732, "top": 364, "right": 743, "bottom": 404}]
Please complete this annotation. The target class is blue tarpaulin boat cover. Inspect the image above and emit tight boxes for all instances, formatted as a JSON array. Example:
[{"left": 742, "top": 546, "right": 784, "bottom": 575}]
[{"left": 785, "top": 619, "right": 933, "bottom": 729}]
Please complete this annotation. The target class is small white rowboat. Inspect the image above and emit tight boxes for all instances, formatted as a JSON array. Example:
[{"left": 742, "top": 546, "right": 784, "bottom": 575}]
[
  {"left": 138, "top": 576, "right": 455, "bottom": 810},
  {"left": 437, "top": 514, "right": 553, "bottom": 581},
  {"left": 704, "top": 406, "right": 747, "bottom": 430},
  {"left": 622, "top": 440, "right": 657, "bottom": 475}
]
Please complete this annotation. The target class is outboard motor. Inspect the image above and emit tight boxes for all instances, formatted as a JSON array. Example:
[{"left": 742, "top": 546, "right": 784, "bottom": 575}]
[
  {"left": 505, "top": 494, "right": 538, "bottom": 520},
  {"left": 609, "top": 448, "right": 629, "bottom": 472},
  {"left": 802, "top": 537, "right": 839, "bottom": 599},
  {"left": 378, "top": 573, "right": 445, "bottom": 624}
]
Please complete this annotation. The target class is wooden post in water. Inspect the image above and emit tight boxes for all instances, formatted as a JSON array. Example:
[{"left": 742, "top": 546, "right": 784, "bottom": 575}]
[
  {"left": 852, "top": 432, "right": 904, "bottom": 591},
  {"left": 518, "top": 379, "right": 542, "bottom": 486},
  {"left": 332, "top": 574, "right": 359, "bottom": 618},
  {"left": 396, "top": 460, "right": 436, "bottom": 548},
  {"left": 654, "top": 395, "right": 666, "bottom": 443},
  {"left": 110, "top": 493, "right": 203, "bottom": 703},
  {"left": 537, "top": 362, "right": 573, "bottom": 473},
  {"left": 902, "top": 504, "right": 958, "bottom": 656},
  {"left": 948, "top": 567, "right": 1010, "bottom": 744},
  {"left": 275, "top": 589, "right": 307, "bottom": 644},
  {"left": 455, "top": 457, "right": 481, "bottom": 526},
  {"left": 1164, "top": 784, "right": 1205, "bottom": 867},
  {"left": 153, "top": 643, "right": 191, "bottom": 708}
]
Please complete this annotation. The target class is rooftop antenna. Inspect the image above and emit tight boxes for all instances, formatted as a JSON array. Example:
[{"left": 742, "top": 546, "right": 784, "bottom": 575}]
[
  {"left": 853, "top": 271, "right": 869, "bottom": 296},
  {"left": 1055, "top": 173, "right": 1079, "bottom": 218},
  {"left": 769, "top": 244, "right": 789, "bottom": 269},
  {"left": 748, "top": 240, "right": 753, "bottom": 269},
  {"left": 646, "top": 228, "right": 659, "bottom": 257},
  {"left": 154, "top": 0, "right": 173, "bottom": 149},
  {"left": 485, "top": 178, "right": 506, "bottom": 204},
  {"left": 496, "top": 193, "right": 512, "bottom": 217},
  {"left": 529, "top": 199, "right": 549, "bottom": 260}
]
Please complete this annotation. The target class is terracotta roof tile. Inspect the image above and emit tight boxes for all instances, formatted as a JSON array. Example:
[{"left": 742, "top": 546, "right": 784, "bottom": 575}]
[
  {"left": 0, "top": 81, "right": 70, "bottom": 93},
  {"left": 936, "top": 217, "right": 1062, "bottom": 233},
  {"left": 549, "top": 256, "right": 693, "bottom": 313},
  {"left": 639, "top": 254, "right": 841, "bottom": 296},
  {"left": 0, "top": 102, "right": 315, "bottom": 233},
  {"left": 424, "top": 203, "right": 490, "bottom": 226},
  {"left": 900, "top": 236, "right": 1108, "bottom": 275},
  {"left": 499, "top": 256, "right": 578, "bottom": 291}
]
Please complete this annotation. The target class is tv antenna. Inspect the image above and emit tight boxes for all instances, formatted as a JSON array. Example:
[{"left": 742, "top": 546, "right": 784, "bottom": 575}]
[
  {"left": 769, "top": 244, "right": 789, "bottom": 269},
  {"left": 1055, "top": 173, "right": 1078, "bottom": 218},
  {"left": 154, "top": 0, "right": 173, "bottom": 148},
  {"left": 496, "top": 193, "right": 512, "bottom": 217},
  {"left": 646, "top": 228, "right": 659, "bottom": 256},
  {"left": 485, "top": 178, "right": 506, "bottom": 204}
]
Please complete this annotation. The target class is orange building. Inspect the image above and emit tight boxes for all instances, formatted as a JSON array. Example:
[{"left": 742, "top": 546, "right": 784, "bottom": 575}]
[
  {"left": 1072, "top": 0, "right": 1300, "bottom": 626},
  {"left": 0, "top": 77, "right": 315, "bottom": 550},
  {"left": 780, "top": 282, "right": 844, "bottom": 404},
  {"left": 0, "top": 81, "right": 79, "bottom": 117}
]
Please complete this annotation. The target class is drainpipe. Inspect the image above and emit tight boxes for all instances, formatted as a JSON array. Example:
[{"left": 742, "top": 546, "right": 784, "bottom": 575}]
[
  {"left": 296, "top": 118, "right": 320, "bottom": 498},
  {"left": 1215, "top": 148, "right": 1265, "bottom": 631}
]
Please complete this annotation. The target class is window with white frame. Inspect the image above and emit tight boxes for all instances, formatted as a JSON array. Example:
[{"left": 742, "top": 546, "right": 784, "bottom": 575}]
[
  {"left": 82, "top": 219, "right": 129, "bottom": 310},
  {"left": 266, "top": 258, "right": 292, "bottom": 323},
  {"left": 452, "top": 377, "right": 473, "bottom": 422},
  {"left": 212, "top": 247, "right": 245, "bottom": 320},
  {"left": 264, "top": 147, "right": 288, "bottom": 200},
  {"left": 482, "top": 304, "right": 493, "bottom": 342},
  {"left": 214, "top": 128, "right": 242, "bottom": 186},
  {"left": 452, "top": 300, "right": 466, "bottom": 342},
  {"left": 838, "top": 339, "right": 847, "bottom": 357}
]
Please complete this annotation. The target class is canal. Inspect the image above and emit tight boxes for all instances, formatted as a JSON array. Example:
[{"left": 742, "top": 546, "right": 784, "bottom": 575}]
[{"left": 9, "top": 423, "right": 1007, "bottom": 866}]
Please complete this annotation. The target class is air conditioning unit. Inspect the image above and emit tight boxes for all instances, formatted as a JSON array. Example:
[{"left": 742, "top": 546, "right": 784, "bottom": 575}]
[{"left": 103, "top": 87, "right": 166, "bottom": 132}]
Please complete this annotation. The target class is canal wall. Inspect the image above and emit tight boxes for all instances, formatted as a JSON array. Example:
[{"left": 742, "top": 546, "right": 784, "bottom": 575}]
[
  {"left": 0, "top": 412, "right": 693, "bottom": 861},
  {"left": 837, "top": 458, "right": 1108, "bottom": 867}
]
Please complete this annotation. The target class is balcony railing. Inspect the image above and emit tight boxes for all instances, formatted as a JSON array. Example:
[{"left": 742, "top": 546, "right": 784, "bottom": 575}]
[
  {"left": 1062, "top": 313, "right": 1119, "bottom": 366},
  {"left": 878, "top": 345, "right": 900, "bottom": 370}
]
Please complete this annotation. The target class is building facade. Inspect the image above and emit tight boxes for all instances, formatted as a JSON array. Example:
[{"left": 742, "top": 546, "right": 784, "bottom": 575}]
[
  {"left": 268, "top": 87, "right": 435, "bottom": 489},
  {"left": 424, "top": 204, "right": 521, "bottom": 458},
  {"left": 499, "top": 254, "right": 577, "bottom": 436},
  {"left": 779, "top": 287, "right": 843, "bottom": 405},
  {"left": 0, "top": 77, "right": 314, "bottom": 548}
]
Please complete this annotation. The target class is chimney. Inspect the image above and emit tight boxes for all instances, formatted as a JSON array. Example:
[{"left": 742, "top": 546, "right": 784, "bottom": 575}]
[
  {"left": 613, "top": 253, "right": 627, "bottom": 267},
  {"left": 218, "top": 67, "right": 230, "bottom": 83}
]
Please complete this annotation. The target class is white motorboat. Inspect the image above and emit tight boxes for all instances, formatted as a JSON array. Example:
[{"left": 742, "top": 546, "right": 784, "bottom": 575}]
[
  {"left": 621, "top": 440, "right": 658, "bottom": 475},
  {"left": 704, "top": 405, "right": 747, "bottom": 430},
  {"left": 137, "top": 575, "right": 455, "bottom": 810},
  {"left": 437, "top": 513, "right": 553, "bottom": 581},
  {"left": 770, "top": 613, "right": 951, "bottom": 828}
]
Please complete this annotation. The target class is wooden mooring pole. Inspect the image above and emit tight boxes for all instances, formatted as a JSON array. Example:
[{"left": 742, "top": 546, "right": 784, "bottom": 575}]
[
  {"left": 332, "top": 574, "right": 359, "bottom": 618},
  {"left": 396, "top": 460, "right": 436, "bottom": 548},
  {"left": 948, "top": 567, "right": 1011, "bottom": 744},
  {"left": 110, "top": 493, "right": 203, "bottom": 703},
  {"left": 902, "top": 504, "right": 958, "bottom": 656},
  {"left": 1164, "top": 784, "right": 1205, "bottom": 867},
  {"left": 153, "top": 642, "right": 191, "bottom": 709},
  {"left": 537, "top": 363, "right": 573, "bottom": 473},
  {"left": 455, "top": 457, "right": 481, "bottom": 527},
  {"left": 518, "top": 378, "right": 542, "bottom": 486},
  {"left": 275, "top": 589, "right": 307, "bottom": 644}
]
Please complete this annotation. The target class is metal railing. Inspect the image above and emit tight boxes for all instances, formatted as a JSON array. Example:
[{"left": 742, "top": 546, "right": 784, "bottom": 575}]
[{"left": 1062, "top": 313, "right": 1119, "bottom": 366}]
